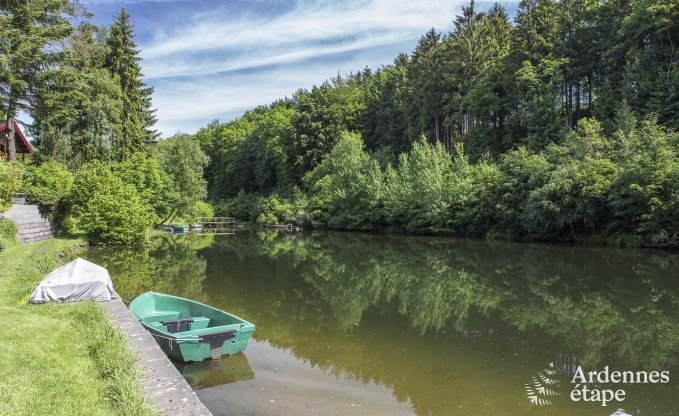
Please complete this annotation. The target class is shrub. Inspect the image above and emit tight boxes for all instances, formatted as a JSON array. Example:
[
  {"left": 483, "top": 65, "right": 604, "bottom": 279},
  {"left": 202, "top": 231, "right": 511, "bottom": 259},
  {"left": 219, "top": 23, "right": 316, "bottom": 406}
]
[
  {"left": 155, "top": 134, "right": 209, "bottom": 224},
  {"left": 192, "top": 201, "right": 214, "bottom": 219},
  {"left": 70, "top": 161, "right": 153, "bottom": 245},
  {"left": 0, "top": 218, "right": 17, "bottom": 250},
  {"left": 461, "top": 161, "right": 504, "bottom": 236},
  {"left": 0, "top": 160, "right": 23, "bottom": 212},
  {"left": 281, "top": 188, "right": 311, "bottom": 226},
  {"left": 304, "top": 132, "right": 382, "bottom": 229},
  {"left": 220, "top": 190, "right": 259, "bottom": 222},
  {"left": 26, "top": 161, "right": 74, "bottom": 211},
  {"left": 172, "top": 201, "right": 215, "bottom": 225},
  {"left": 256, "top": 194, "right": 294, "bottom": 225},
  {"left": 608, "top": 116, "right": 679, "bottom": 245},
  {"left": 115, "top": 152, "right": 171, "bottom": 223},
  {"left": 494, "top": 147, "right": 551, "bottom": 239},
  {"left": 383, "top": 137, "right": 456, "bottom": 231}
]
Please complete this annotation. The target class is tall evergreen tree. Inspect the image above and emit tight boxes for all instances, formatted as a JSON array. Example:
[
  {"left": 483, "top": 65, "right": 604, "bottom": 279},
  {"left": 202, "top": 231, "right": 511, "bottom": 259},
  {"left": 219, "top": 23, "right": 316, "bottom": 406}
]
[
  {"left": 361, "top": 54, "right": 410, "bottom": 155},
  {"left": 406, "top": 28, "right": 447, "bottom": 144},
  {"left": 621, "top": 0, "right": 679, "bottom": 129},
  {"left": 463, "top": 3, "right": 512, "bottom": 154},
  {"left": 0, "top": 0, "right": 73, "bottom": 160},
  {"left": 32, "top": 22, "right": 124, "bottom": 167},
  {"left": 446, "top": 1, "right": 504, "bottom": 139},
  {"left": 104, "top": 8, "right": 157, "bottom": 159}
]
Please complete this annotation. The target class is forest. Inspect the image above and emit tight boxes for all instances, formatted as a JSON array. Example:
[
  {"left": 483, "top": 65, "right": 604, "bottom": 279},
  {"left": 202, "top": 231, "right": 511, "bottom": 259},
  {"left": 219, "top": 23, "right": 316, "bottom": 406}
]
[
  {"left": 1, "top": 0, "right": 678, "bottom": 247},
  {"left": 1, "top": 2, "right": 208, "bottom": 245},
  {"left": 194, "top": 0, "right": 679, "bottom": 247}
]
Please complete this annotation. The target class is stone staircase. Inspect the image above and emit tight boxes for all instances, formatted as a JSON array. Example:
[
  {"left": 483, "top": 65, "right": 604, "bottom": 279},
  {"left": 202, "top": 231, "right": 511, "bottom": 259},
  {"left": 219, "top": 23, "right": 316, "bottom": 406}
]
[{"left": 1, "top": 196, "right": 55, "bottom": 243}]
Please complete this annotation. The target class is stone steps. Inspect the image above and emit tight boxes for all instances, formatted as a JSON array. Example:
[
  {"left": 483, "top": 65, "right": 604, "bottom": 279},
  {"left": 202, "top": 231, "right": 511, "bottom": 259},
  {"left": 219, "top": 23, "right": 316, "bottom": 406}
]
[
  {"left": 5, "top": 208, "right": 42, "bottom": 216},
  {"left": 8, "top": 215, "right": 48, "bottom": 224},
  {"left": 15, "top": 222, "right": 52, "bottom": 231},
  {"left": 1, "top": 200, "right": 55, "bottom": 243}
]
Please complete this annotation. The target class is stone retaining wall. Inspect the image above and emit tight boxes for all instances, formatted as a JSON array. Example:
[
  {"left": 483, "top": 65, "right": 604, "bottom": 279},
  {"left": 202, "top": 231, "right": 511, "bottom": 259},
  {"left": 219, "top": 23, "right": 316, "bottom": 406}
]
[
  {"left": 100, "top": 295, "right": 213, "bottom": 416},
  {"left": 1, "top": 197, "right": 55, "bottom": 243}
]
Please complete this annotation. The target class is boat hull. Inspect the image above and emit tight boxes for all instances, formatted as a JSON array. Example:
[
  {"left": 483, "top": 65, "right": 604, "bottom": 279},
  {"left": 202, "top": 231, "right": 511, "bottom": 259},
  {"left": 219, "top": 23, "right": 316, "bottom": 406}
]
[
  {"left": 142, "top": 322, "right": 254, "bottom": 362},
  {"left": 130, "top": 291, "right": 255, "bottom": 362}
]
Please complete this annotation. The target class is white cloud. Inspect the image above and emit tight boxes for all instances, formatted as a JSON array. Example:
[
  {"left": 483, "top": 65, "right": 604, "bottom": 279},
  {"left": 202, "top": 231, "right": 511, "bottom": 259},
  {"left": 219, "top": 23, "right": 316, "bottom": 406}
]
[
  {"left": 133, "top": 0, "right": 493, "bottom": 136},
  {"left": 141, "top": 0, "right": 462, "bottom": 77}
]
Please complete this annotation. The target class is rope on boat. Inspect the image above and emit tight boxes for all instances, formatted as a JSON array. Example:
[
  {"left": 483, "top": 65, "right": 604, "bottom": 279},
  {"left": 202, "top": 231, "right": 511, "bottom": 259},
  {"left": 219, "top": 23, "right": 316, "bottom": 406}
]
[{"left": 150, "top": 333, "right": 202, "bottom": 351}]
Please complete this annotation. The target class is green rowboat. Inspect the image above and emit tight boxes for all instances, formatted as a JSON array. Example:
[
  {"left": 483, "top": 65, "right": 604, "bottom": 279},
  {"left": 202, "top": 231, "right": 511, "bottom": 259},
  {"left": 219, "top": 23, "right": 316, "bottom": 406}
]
[{"left": 129, "top": 291, "right": 255, "bottom": 362}]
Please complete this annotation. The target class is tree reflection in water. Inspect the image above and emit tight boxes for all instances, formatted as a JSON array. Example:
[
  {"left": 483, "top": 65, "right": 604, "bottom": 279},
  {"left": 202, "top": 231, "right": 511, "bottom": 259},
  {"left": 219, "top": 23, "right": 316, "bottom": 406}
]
[{"left": 86, "top": 231, "right": 679, "bottom": 415}]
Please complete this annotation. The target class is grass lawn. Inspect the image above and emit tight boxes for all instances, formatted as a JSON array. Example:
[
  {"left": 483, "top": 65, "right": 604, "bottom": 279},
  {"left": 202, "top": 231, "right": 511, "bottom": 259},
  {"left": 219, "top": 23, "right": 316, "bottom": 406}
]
[{"left": 0, "top": 238, "right": 154, "bottom": 416}]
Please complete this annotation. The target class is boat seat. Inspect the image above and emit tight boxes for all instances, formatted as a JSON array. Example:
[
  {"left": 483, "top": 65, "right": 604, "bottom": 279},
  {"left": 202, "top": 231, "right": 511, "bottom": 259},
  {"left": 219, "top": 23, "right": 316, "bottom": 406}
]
[
  {"left": 190, "top": 316, "right": 210, "bottom": 330},
  {"left": 144, "top": 311, "right": 181, "bottom": 321},
  {"left": 147, "top": 316, "right": 211, "bottom": 333}
]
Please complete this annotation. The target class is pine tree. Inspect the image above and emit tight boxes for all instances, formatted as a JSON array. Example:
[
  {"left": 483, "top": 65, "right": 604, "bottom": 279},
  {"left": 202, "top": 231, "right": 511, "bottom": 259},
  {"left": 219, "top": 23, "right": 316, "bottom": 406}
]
[
  {"left": 407, "top": 28, "right": 447, "bottom": 143},
  {"left": 464, "top": 3, "right": 512, "bottom": 153},
  {"left": 0, "top": 0, "right": 73, "bottom": 160},
  {"left": 104, "top": 8, "right": 157, "bottom": 159},
  {"left": 33, "top": 22, "right": 124, "bottom": 166}
]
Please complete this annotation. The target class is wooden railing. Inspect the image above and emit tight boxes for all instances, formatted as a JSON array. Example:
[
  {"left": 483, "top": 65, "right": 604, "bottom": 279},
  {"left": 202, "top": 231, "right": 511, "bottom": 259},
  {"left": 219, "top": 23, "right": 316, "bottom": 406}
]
[{"left": 195, "top": 217, "right": 236, "bottom": 226}]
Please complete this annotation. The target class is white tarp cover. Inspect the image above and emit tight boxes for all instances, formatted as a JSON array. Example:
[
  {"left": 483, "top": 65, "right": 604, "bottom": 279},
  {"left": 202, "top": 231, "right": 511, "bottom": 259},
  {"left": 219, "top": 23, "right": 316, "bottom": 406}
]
[{"left": 30, "top": 257, "right": 114, "bottom": 303}]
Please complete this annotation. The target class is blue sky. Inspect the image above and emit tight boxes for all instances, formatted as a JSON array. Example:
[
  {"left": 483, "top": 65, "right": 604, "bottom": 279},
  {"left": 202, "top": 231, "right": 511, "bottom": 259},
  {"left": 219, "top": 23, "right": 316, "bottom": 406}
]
[{"left": 82, "top": 0, "right": 517, "bottom": 137}]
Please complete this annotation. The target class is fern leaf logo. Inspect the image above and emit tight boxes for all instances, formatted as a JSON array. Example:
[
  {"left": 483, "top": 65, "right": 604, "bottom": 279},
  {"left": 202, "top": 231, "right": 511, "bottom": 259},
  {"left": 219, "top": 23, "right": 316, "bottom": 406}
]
[{"left": 524, "top": 362, "right": 563, "bottom": 406}]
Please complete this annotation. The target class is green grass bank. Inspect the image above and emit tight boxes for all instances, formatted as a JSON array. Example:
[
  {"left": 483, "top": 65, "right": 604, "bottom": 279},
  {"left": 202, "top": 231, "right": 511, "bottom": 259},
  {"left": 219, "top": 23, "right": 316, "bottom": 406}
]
[{"left": 0, "top": 238, "right": 154, "bottom": 416}]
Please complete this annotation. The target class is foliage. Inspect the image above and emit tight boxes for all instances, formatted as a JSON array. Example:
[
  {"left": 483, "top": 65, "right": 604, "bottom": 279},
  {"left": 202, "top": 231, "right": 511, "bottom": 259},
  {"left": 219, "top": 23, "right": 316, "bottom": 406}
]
[
  {"left": 115, "top": 151, "right": 170, "bottom": 223},
  {"left": 305, "top": 132, "right": 382, "bottom": 229},
  {"left": 361, "top": 56, "right": 410, "bottom": 155},
  {"left": 240, "top": 104, "right": 296, "bottom": 193},
  {"left": 192, "top": 201, "right": 214, "bottom": 219},
  {"left": 187, "top": 0, "right": 677, "bottom": 247},
  {"left": 1, "top": 6, "right": 165, "bottom": 245},
  {"left": 3, "top": 1, "right": 678, "bottom": 248},
  {"left": 0, "top": 218, "right": 17, "bottom": 250},
  {"left": 288, "top": 77, "right": 366, "bottom": 181},
  {"left": 0, "top": 160, "right": 23, "bottom": 212},
  {"left": 0, "top": 0, "right": 74, "bottom": 160},
  {"left": 383, "top": 138, "right": 470, "bottom": 231},
  {"left": 255, "top": 194, "right": 295, "bottom": 226},
  {"left": 216, "top": 189, "right": 310, "bottom": 226},
  {"left": 105, "top": 8, "right": 157, "bottom": 152},
  {"left": 25, "top": 160, "right": 73, "bottom": 211},
  {"left": 155, "top": 134, "right": 209, "bottom": 224},
  {"left": 171, "top": 201, "right": 215, "bottom": 226},
  {"left": 608, "top": 115, "right": 679, "bottom": 246},
  {"left": 30, "top": 8, "right": 156, "bottom": 164},
  {"left": 195, "top": 117, "right": 253, "bottom": 200},
  {"left": 32, "top": 23, "right": 124, "bottom": 166},
  {"left": 461, "top": 160, "right": 505, "bottom": 236},
  {"left": 70, "top": 161, "right": 153, "bottom": 244},
  {"left": 217, "top": 190, "right": 259, "bottom": 222}
]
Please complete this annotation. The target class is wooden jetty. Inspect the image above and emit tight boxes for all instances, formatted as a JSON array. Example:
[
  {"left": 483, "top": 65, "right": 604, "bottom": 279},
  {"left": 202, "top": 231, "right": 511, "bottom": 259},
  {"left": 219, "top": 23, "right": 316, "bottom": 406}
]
[
  {"left": 195, "top": 217, "right": 236, "bottom": 228},
  {"left": 195, "top": 227, "right": 236, "bottom": 236},
  {"left": 193, "top": 217, "right": 240, "bottom": 235}
]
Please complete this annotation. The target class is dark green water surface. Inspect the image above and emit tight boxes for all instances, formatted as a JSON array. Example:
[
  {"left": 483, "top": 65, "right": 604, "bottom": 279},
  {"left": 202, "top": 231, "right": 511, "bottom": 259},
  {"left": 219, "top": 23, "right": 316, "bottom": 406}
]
[{"left": 85, "top": 231, "right": 679, "bottom": 416}]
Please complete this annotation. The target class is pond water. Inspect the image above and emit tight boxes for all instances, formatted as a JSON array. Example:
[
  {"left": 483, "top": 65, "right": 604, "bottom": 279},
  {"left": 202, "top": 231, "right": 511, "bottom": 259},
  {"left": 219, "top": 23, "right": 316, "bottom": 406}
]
[{"left": 85, "top": 231, "right": 679, "bottom": 416}]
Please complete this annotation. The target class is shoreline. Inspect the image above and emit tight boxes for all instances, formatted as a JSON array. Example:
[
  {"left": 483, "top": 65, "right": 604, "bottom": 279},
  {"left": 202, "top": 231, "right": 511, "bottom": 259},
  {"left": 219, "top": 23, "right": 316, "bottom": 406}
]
[
  {"left": 101, "top": 293, "right": 212, "bottom": 415},
  {"left": 0, "top": 238, "right": 175, "bottom": 415}
]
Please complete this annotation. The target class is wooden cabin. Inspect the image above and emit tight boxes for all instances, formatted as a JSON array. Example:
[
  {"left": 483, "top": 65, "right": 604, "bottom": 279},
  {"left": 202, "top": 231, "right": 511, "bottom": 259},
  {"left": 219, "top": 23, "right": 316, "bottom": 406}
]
[{"left": 0, "top": 120, "right": 33, "bottom": 161}]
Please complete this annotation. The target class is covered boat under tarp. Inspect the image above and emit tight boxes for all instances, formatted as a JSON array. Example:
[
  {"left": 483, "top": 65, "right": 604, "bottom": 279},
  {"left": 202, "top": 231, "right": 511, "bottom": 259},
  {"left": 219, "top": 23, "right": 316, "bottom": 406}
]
[{"left": 29, "top": 258, "right": 114, "bottom": 303}]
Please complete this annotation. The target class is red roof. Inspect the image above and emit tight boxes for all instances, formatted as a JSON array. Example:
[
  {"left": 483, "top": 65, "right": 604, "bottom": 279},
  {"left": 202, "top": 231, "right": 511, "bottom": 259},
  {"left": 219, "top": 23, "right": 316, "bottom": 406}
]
[{"left": 0, "top": 120, "right": 33, "bottom": 154}]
